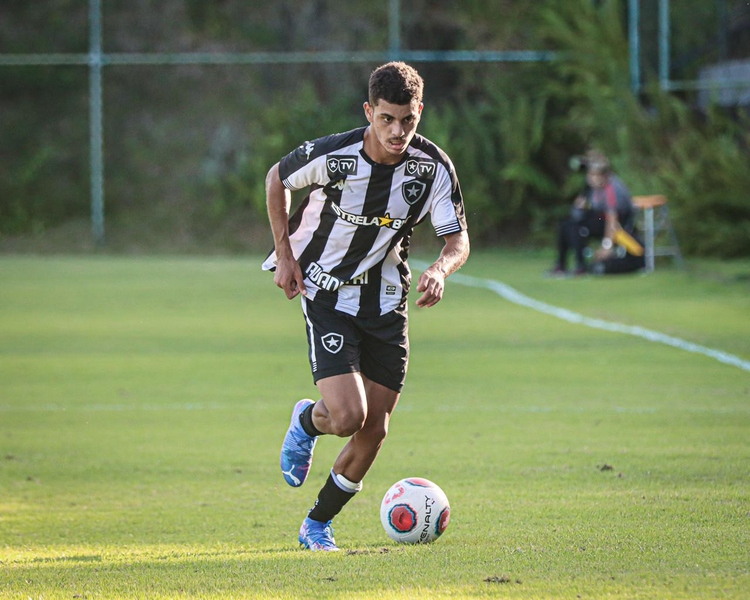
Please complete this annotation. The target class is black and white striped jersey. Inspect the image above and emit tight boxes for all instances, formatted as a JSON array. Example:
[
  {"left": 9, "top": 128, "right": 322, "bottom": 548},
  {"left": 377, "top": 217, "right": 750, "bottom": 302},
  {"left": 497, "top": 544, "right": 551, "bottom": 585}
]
[{"left": 262, "top": 126, "right": 467, "bottom": 317}]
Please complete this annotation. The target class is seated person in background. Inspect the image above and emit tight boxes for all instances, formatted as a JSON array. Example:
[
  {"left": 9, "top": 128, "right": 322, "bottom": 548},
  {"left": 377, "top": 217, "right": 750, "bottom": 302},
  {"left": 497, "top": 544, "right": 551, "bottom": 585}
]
[{"left": 550, "top": 150, "right": 640, "bottom": 276}]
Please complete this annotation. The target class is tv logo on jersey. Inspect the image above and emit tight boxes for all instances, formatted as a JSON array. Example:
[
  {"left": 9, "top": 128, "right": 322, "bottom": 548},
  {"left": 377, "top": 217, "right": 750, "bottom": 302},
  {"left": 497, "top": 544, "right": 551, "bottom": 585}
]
[
  {"left": 327, "top": 155, "right": 358, "bottom": 179},
  {"left": 405, "top": 159, "right": 436, "bottom": 180}
]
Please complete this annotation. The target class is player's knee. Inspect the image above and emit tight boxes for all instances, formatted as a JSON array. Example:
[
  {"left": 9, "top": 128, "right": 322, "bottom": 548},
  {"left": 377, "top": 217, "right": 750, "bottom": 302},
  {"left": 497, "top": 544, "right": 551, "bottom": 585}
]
[
  {"left": 369, "top": 420, "right": 389, "bottom": 443},
  {"left": 358, "top": 415, "right": 389, "bottom": 447},
  {"left": 330, "top": 419, "right": 364, "bottom": 437},
  {"left": 328, "top": 405, "right": 366, "bottom": 437}
]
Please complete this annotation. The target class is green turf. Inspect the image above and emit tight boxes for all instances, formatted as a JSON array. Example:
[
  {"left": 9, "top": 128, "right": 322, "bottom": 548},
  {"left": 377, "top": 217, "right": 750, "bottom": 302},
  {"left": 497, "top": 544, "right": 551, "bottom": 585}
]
[{"left": 1, "top": 253, "right": 748, "bottom": 599}]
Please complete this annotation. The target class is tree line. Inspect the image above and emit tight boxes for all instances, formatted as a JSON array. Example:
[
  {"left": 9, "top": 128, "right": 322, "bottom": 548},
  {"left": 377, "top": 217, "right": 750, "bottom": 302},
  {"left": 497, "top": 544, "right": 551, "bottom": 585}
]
[{"left": 1, "top": 0, "right": 748, "bottom": 256}]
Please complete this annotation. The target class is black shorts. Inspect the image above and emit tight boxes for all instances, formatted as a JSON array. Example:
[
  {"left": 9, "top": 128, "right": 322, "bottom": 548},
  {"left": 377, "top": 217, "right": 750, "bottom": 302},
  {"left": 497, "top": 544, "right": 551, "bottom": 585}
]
[{"left": 300, "top": 297, "right": 409, "bottom": 392}]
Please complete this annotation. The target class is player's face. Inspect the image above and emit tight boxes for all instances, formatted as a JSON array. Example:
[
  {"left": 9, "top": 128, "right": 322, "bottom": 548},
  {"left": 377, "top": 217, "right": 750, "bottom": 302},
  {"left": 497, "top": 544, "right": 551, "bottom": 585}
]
[{"left": 363, "top": 98, "right": 423, "bottom": 164}]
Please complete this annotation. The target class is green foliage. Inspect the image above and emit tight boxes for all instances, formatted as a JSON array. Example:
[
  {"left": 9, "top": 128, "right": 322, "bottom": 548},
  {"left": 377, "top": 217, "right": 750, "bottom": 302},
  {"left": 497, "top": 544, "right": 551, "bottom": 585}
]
[
  {"left": 1, "top": 1, "right": 749, "bottom": 256},
  {"left": 0, "top": 67, "right": 89, "bottom": 236},
  {"left": 421, "top": 73, "right": 561, "bottom": 244},
  {"left": 0, "top": 0, "right": 88, "bottom": 53},
  {"left": 535, "top": 0, "right": 750, "bottom": 258},
  {"left": 538, "top": 0, "right": 641, "bottom": 145},
  {"left": 201, "top": 84, "right": 362, "bottom": 218},
  {"left": 655, "top": 110, "right": 750, "bottom": 256}
]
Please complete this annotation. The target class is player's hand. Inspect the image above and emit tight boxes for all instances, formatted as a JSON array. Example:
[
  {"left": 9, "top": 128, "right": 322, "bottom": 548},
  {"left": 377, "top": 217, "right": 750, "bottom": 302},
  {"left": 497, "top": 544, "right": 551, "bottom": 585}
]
[
  {"left": 274, "top": 255, "right": 307, "bottom": 300},
  {"left": 415, "top": 266, "right": 445, "bottom": 308}
]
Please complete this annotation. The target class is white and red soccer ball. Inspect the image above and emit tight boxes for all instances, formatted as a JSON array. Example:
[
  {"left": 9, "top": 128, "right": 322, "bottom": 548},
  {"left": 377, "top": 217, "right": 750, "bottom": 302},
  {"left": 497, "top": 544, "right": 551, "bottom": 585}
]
[{"left": 380, "top": 477, "right": 451, "bottom": 544}]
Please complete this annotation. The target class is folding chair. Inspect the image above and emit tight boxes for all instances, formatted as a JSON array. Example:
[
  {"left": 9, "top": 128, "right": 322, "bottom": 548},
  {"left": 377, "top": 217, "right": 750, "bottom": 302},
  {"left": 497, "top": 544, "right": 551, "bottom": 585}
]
[{"left": 632, "top": 195, "right": 684, "bottom": 272}]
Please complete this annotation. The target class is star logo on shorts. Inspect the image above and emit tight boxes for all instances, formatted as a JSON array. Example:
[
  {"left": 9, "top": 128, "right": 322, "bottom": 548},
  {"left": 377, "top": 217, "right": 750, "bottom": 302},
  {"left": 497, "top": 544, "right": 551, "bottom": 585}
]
[{"left": 321, "top": 332, "right": 344, "bottom": 354}]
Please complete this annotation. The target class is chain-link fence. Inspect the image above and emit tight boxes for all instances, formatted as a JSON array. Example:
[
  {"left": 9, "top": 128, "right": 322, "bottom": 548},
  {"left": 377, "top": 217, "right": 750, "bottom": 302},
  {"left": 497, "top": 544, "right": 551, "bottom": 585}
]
[{"left": 1, "top": 0, "right": 748, "bottom": 249}]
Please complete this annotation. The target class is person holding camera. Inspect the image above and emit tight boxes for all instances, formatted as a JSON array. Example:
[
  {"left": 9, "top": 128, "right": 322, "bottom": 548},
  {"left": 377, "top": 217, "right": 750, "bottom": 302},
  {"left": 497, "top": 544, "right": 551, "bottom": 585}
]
[{"left": 549, "top": 150, "right": 638, "bottom": 276}]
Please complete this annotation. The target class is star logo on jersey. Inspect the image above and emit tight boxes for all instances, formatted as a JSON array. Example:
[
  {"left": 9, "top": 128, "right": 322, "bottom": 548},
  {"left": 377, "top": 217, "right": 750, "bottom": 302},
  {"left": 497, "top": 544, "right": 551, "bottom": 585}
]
[
  {"left": 330, "top": 204, "right": 407, "bottom": 230},
  {"left": 378, "top": 214, "right": 395, "bottom": 228},
  {"left": 405, "top": 158, "right": 437, "bottom": 180},
  {"left": 321, "top": 332, "right": 344, "bottom": 354},
  {"left": 402, "top": 180, "right": 427, "bottom": 205},
  {"left": 326, "top": 155, "right": 358, "bottom": 179}
]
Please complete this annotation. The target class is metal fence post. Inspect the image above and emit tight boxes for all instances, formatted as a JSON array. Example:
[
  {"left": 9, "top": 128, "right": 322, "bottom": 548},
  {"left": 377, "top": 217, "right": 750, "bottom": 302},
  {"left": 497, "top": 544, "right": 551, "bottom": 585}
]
[
  {"left": 659, "top": 0, "right": 670, "bottom": 90},
  {"left": 388, "top": 0, "right": 401, "bottom": 61},
  {"left": 89, "top": 0, "right": 105, "bottom": 246},
  {"left": 628, "top": 0, "right": 641, "bottom": 95}
]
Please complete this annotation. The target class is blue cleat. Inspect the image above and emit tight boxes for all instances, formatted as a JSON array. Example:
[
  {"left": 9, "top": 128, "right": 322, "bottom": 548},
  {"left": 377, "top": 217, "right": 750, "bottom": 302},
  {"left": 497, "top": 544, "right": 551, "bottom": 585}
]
[
  {"left": 280, "top": 399, "right": 317, "bottom": 487},
  {"left": 298, "top": 517, "right": 339, "bottom": 551}
]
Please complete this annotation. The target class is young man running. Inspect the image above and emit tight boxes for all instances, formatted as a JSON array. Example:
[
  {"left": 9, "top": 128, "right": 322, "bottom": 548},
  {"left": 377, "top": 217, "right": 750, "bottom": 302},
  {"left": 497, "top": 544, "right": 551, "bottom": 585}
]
[{"left": 262, "top": 61, "right": 469, "bottom": 551}]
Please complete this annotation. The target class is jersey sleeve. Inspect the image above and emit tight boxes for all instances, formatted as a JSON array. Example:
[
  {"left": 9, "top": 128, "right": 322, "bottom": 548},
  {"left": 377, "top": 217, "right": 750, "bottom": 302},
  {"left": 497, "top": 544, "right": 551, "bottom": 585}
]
[
  {"left": 429, "top": 160, "right": 468, "bottom": 237},
  {"left": 278, "top": 140, "right": 329, "bottom": 191},
  {"left": 277, "top": 128, "right": 365, "bottom": 192}
]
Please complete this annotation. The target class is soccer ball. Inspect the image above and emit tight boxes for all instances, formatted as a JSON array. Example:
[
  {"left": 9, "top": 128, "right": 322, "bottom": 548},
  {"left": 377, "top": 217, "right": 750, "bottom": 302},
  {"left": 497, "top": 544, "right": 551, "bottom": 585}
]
[{"left": 380, "top": 477, "right": 451, "bottom": 544}]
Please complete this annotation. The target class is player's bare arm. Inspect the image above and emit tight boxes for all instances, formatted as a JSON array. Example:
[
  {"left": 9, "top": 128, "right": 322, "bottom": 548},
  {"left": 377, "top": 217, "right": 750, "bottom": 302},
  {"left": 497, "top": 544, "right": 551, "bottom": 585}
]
[
  {"left": 265, "top": 163, "right": 307, "bottom": 299},
  {"left": 416, "top": 230, "right": 470, "bottom": 308},
  {"left": 604, "top": 209, "right": 619, "bottom": 240}
]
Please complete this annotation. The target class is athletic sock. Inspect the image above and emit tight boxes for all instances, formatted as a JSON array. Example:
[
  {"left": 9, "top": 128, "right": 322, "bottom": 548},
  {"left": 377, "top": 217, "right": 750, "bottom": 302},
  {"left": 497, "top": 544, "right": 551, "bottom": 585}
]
[
  {"left": 299, "top": 402, "right": 323, "bottom": 437},
  {"left": 307, "top": 471, "right": 361, "bottom": 523}
]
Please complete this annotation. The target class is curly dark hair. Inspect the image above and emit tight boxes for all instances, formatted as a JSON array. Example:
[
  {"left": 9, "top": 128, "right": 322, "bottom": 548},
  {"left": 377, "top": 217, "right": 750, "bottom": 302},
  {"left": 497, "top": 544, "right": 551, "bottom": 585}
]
[{"left": 368, "top": 62, "right": 424, "bottom": 106}]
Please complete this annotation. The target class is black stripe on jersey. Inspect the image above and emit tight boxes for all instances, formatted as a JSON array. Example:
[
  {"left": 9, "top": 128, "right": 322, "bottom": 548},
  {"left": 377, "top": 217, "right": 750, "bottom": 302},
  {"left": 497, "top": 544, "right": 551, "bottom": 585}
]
[
  {"left": 288, "top": 192, "right": 312, "bottom": 237},
  {"left": 361, "top": 260, "right": 385, "bottom": 315},
  {"left": 397, "top": 246, "right": 411, "bottom": 303},
  {"left": 408, "top": 134, "right": 454, "bottom": 176},
  {"left": 296, "top": 186, "right": 343, "bottom": 276},
  {"left": 408, "top": 135, "right": 467, "bottom": 232},
  {"left": 264, "top": 193, "right": 313, "bottom": 269},
  {"left": 342, "top": 163, "right": 396, "bottom": 316},
  {"left": 389, "top": 224, "right": 416, "bottom": 310}
]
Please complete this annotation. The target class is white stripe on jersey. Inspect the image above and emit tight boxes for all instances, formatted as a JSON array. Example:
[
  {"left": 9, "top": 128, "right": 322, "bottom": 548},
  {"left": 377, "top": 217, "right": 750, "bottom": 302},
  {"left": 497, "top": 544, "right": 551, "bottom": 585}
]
[{"left": 262, "top": 127, "right": 467, "bottom": 317}]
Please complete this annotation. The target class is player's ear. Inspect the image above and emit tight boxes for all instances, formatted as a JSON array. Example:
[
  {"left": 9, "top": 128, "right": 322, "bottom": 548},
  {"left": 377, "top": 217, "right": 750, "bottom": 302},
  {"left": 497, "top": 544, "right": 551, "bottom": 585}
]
[{"left": 363, "top": 101, "right": 373, "bottom": 123}]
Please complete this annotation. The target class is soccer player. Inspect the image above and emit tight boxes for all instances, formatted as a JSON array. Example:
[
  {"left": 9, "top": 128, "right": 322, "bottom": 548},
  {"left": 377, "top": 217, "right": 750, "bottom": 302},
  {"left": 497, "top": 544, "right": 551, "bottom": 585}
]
[{"left": 262, "top": 61, "right": 470, "bottom": 551}]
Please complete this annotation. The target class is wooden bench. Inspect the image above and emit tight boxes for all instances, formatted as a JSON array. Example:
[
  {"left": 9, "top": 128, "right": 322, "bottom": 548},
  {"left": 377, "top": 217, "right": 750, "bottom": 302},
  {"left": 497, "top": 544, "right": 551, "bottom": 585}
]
[{"left": 632, "top": 195, "right": 684, "bottom": 272}]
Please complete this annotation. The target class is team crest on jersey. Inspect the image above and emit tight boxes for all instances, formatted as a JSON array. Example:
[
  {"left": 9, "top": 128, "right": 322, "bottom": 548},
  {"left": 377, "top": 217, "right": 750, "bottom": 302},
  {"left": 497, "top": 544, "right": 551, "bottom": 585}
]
[
  {"left": 402, "top": 179, "right": 427, "bottom": 205},
  {"left": 327, "top": 155, "right": 358, "bottom": 179},
  {"left": 321, "top": 332, "right": 344, "bottom": 354},
  {"left": 405, "top": 158, "right": 437, "bottom": 180}
]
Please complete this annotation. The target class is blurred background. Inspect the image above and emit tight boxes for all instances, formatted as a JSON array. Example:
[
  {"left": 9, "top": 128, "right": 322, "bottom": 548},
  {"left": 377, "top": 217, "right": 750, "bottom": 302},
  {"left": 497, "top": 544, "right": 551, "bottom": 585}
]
[{"left": 1, "top": 0, "right": 748, "bottom": 257}]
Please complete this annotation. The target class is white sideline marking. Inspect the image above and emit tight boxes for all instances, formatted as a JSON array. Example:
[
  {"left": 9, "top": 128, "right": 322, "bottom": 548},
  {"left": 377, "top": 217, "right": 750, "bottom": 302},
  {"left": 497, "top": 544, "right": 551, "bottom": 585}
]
[{"left": 427, "top": 266, "right": 750, "bottom": 374}]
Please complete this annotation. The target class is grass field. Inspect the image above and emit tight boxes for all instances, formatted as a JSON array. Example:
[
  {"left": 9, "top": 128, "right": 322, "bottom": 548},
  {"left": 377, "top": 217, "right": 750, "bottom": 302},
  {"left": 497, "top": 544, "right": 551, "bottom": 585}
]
[{"left": 1, "top": 252, "right": 749, "bottom": 599}]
